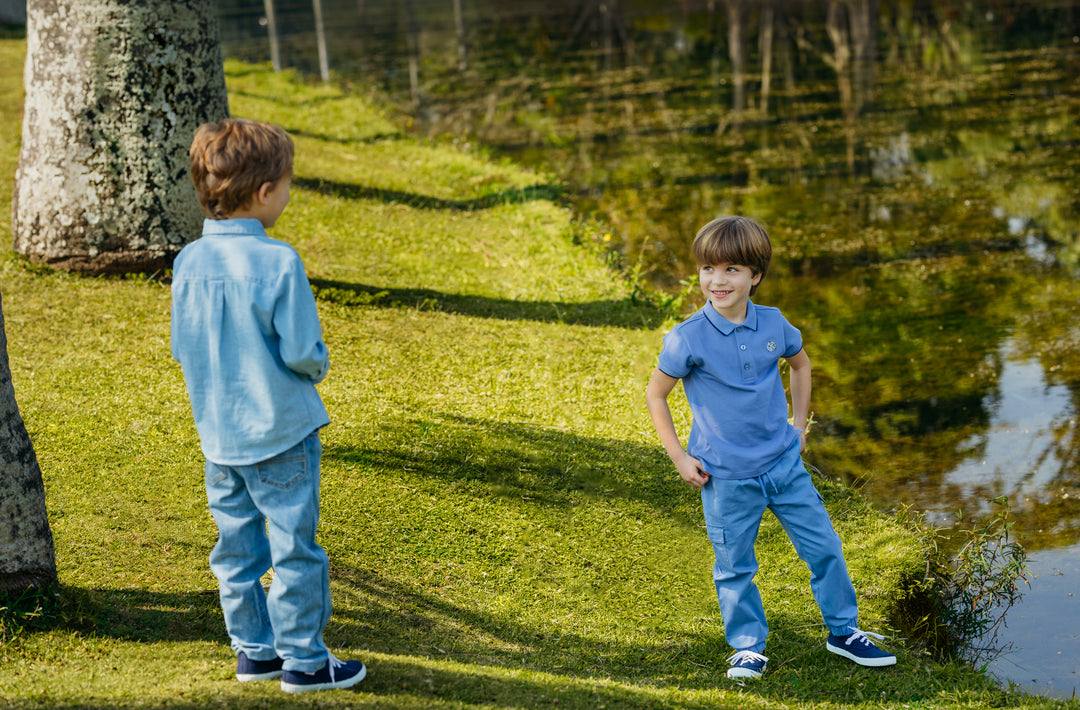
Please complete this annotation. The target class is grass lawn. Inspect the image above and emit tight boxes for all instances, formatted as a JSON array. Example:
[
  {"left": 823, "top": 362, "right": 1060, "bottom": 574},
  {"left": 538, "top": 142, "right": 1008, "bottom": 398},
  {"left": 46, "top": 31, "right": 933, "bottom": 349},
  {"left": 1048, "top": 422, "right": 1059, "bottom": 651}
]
[{"left": 1, "top": 41, "right": 1074, "bottom": 709}]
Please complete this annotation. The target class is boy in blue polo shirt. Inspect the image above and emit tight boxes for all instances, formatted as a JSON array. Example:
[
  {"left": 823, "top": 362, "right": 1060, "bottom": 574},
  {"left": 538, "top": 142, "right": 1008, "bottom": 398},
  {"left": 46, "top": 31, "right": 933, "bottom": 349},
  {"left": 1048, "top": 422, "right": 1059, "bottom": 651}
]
[
  {"left": 645, "top": 216, "right": 895, "bottom": 679},
  {"left": 173, "top": 118, "right": 366, "bottom": 693}
]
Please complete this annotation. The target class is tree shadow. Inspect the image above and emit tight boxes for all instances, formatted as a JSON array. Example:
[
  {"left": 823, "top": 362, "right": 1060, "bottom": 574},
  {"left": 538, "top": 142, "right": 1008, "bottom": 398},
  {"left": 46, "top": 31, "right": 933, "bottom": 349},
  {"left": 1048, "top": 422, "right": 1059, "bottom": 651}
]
[
  {"left": 323, "top": 563, "right": 907, "bottom": 709},
  {"left": 30, "top": 584, "right": 226, "bottom": 645},
  {"left": 225, "top": 87, "right": 352, "bottom": 107},
  {"left": 320, "top": 563, "right": 769, "bottom": 708},
  {"left": 322, "top": 412, "right": 860, "bottom": 527},
  {"left": 310, "top": 278, "right": 668, "bottom": 329},
  {"left": 293, "top": 176, "right": 569, "bottom": 211},
  {"left": 320, "top": 412, "right": 700, "bottom": 525},
  {"left": 287, "top": 128, "right": 403, "bottom": 145}
]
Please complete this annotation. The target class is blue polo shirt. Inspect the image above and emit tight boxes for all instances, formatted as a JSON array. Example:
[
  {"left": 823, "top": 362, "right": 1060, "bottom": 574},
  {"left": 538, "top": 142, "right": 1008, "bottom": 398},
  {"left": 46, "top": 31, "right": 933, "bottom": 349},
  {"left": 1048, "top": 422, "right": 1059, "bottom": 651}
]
[
  {"left": 657, "top": 300, "right": 803, "bottom": 479},
  {"left": 171, "top": 218, "right": 330, "bottom": 466}
]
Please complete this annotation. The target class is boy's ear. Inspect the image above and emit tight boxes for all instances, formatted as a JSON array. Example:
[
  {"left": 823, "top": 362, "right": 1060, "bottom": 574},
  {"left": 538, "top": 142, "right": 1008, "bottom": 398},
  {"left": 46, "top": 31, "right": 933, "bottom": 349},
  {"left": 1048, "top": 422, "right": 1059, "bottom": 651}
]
[{"left": 255, "top": 181, "right": 274, "bottom": 205}]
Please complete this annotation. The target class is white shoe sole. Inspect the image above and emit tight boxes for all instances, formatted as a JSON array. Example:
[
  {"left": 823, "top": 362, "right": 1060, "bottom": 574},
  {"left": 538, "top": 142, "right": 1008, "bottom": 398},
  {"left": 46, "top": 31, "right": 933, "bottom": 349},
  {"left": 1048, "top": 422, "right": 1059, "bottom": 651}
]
[
  {"left": 281, "top": 664, "right": 367, "bottom": 692},
  {"left": 826, "top": 642, "right": 897, "bottom": 667},
  {"left": 727, "top": 667, "right": 763, "bottom": 679},
  {"left": 237, "top": 671, "right": 283, "bottom": 682}
]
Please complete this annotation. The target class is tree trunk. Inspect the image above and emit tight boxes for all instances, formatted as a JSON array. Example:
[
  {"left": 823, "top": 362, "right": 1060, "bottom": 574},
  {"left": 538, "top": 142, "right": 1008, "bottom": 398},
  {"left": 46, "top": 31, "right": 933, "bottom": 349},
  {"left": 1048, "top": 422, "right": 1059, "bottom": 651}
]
[
  {"left": 826, "top": 1, "right": 856, "bottom": 174},
  {"left": 404, "top": 0, "right": 420, "bottom": 108},
  {"left": 0, "top": 292, "right": 56, "bottom": 596},
  {"left": 312, "top": 0, "right": 330, "bottom": 82},
  {"left": 759, "top": 2, "right": 774, "bottom": 115},
  {"left": 726, "top": 0, "right": 748, "bottom": 115},
  {"left": 12, "top": 0, "right": 229, "bottom": 275},
  {"left": 452, "top": 0, "right": 467, "bottom": 70},
  {"left": 847, "top": 0, "right": 877, "bottom": 112},
  {"left": 264, "top": 0, "right": 282, "bottom": 71}
]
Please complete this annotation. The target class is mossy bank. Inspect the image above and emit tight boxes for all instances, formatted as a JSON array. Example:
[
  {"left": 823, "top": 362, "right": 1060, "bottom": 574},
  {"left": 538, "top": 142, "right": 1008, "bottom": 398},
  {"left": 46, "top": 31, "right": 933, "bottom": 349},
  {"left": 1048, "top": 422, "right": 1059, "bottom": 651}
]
[{"left": 0, "top": 40, "right": 1073, "bottom": 709}]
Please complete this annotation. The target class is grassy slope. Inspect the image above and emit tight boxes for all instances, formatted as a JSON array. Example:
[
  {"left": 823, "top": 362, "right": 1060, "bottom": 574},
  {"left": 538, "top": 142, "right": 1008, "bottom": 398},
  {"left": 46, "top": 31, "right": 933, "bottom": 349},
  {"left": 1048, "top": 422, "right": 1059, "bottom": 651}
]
[{"left": 0, "top": 43, "right": 1070, "bottom": 709}]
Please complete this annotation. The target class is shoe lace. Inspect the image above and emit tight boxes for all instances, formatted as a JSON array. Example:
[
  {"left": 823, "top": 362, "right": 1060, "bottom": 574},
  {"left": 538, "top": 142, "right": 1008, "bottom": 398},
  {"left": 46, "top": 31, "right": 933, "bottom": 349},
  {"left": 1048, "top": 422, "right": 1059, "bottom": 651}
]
[
  {"left": 726, "top": 650, "right": 768, "bottom": 667},
  {"left": 843, "top": 626, "right": 885, "bottom": 647},
  {"left": 326, "top": 652, "right": 345, "bottom": 681}
]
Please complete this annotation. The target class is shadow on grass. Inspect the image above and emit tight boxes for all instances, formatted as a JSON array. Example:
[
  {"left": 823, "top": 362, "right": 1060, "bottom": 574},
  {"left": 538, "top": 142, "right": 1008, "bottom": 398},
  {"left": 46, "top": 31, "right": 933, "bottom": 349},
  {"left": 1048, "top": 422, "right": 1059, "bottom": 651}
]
[
  {"left": 226, "top": 87, "right": 352, "bottom": 107},
  {"left": 328, "top": 562, "right": 725, "bottom": 688},
  {"left": 288, "top": 128, "right": 404, "bottom": 144},
  {"left": 322, "top": 412, "right": 855, "bottom": 523},
  {"left": 17, "top": 573, "right": 907, "bottom": 709},
  {"left": 310, "top": 278, "right": 668, "bottom": 329},
  {"left": 324, "top": 563, "right": 851, "bottom": 706},
  {"left": 293, "top": 176, "right": 569, "bottom": 210},
  {"left": 28, "top": 585, "right": 225, "bottom": 645},
  {"left": 321, "top": 412, "right": 699, "bottom": 524}
]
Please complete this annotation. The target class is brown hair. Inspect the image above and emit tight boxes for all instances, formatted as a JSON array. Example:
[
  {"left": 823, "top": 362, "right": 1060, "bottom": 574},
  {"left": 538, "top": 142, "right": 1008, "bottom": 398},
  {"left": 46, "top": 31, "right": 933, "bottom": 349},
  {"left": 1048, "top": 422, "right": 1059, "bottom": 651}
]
[
  {"left": 692, "top": 216, "right": 772, "bottom": 295},
  {"left": 189, "top": 118, "right": 294, "bottom": 219}
]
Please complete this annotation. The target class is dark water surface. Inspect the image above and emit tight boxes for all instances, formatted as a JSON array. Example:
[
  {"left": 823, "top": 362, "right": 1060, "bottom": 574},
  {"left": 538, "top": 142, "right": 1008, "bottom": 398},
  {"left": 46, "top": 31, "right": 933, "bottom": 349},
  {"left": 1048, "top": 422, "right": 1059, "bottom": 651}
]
[{"left": 219, "top": 0, "right": 1080, "bottom": 695}]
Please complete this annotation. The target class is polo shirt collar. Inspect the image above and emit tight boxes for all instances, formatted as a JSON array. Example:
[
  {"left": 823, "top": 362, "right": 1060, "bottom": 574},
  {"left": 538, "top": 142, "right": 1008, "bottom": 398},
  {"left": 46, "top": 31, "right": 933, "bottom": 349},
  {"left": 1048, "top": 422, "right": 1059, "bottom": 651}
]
[{"left": 703, "top": 299, "right": 759, "bottom": 334}]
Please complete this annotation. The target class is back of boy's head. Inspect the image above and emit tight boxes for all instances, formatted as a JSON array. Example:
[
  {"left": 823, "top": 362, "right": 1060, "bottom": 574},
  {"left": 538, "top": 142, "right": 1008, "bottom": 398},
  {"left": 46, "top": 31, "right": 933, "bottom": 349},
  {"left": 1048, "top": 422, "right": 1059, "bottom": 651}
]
[
  {"left": 189, "top": 118, "right": 294, "bottom": 219},
  {"left": 692, "top": 216, "right": 772, "bottom": 294}
]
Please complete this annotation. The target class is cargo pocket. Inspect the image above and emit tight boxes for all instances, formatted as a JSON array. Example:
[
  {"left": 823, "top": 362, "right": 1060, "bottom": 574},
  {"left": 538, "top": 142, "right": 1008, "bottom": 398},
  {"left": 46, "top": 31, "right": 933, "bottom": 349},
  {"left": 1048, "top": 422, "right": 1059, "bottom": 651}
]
[{"left": 706, "top": 523, "right": 732, "bottom": 570}]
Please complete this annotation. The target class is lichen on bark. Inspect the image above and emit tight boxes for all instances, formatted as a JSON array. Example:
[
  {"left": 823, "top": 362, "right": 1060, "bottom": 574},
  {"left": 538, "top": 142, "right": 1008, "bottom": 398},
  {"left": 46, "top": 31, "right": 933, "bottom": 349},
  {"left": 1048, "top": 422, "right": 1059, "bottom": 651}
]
[
  {"left": 12, "top": 0, "right": 230, "bottom": 274},
  {"left": 0, "top": 292, "right": 56, "bottom": 595}
]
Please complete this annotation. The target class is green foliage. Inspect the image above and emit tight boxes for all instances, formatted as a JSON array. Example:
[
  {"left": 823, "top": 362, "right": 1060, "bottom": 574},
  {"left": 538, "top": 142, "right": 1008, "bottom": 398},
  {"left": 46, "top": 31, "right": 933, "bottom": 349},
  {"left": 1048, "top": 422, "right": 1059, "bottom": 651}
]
[
  {"left": 935, "top": 499, "right": 1030, "bottom": 666},
  {"left": 894, "top": 500, "right": 1030, "bottom": 668}
]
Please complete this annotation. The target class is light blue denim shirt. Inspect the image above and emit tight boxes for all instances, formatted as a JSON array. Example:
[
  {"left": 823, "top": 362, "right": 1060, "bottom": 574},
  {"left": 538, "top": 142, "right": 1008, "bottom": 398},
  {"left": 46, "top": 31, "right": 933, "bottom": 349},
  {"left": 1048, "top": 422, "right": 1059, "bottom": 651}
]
[
  {"left": 171, "top": 218, "right": 330, "bottom": 466},
  {"left": 657, "top": 300, "right": 803, "bottom": 479}
]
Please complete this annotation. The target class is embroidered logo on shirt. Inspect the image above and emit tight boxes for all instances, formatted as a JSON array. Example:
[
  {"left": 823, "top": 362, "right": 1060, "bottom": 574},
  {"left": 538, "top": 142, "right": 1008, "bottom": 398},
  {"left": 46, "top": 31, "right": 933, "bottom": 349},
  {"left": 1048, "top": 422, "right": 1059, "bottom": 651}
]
[{"left": 767, "top": 341, "right": 777, "bottom": 352}]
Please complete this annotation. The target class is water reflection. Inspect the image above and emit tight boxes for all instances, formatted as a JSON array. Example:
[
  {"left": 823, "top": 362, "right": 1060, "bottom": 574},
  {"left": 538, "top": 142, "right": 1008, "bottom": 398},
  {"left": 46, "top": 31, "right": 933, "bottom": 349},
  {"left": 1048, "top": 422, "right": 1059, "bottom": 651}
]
[
  {"left": 988, "top": 542, "right": 1080, "bottom": 699},
  {"left": 939, "top": 337, "right": 1073, "bottom": 527}
]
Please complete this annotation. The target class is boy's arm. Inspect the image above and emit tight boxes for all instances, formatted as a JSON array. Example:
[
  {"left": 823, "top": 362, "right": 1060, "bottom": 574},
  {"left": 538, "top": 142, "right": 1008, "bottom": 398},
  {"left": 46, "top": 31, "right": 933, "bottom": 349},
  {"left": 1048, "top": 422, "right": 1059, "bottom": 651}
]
[
  {"left": 646, "top": 368, "right": 710, "bottom": 488},
  {"left": 274, "top": 263, "right": 331, "bottom": 383},
  {"left": 786, "top": 348, "right": 811, "bottom": 451}
]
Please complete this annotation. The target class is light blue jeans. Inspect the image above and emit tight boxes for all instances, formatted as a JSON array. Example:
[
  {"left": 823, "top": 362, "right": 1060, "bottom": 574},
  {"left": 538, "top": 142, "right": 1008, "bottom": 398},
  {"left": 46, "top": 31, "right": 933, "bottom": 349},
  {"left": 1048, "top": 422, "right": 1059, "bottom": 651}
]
[
  {"left": 205, "top": 431, "right": 332, "bottom": 672},
  {"left": 701, "top": 439, "right": 859, "bottom": 653}
]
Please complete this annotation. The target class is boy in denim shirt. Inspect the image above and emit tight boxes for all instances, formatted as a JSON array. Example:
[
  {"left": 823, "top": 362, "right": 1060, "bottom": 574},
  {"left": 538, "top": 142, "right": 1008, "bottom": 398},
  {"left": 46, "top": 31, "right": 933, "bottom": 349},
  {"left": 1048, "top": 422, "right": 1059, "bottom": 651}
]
[
  {"left": 646, "top": 216, "right": 895, "bottom": 679},
  {"left": 172, "top": 118, "right": 365, "bottom": 693}
]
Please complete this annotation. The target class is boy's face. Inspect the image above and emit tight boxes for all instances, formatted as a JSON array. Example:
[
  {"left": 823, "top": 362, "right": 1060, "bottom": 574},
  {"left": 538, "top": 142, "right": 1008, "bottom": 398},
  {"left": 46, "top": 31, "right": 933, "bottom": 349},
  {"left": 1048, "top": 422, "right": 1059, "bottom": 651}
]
[{"left": 699, "top": 262, "right": 761, "bottom": 322}]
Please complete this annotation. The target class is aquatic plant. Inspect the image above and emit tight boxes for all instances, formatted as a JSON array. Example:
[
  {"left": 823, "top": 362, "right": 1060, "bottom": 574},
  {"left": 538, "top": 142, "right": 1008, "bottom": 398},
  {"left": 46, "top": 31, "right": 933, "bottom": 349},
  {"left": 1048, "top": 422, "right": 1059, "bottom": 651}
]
[{"left": 898, "top": 496, "right": 1030, "bottom": 667}]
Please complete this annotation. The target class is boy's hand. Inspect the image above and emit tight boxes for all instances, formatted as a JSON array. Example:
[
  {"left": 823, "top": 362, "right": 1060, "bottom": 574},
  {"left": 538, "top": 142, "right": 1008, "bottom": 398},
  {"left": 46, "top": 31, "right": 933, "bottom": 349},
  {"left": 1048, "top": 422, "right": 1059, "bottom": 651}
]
[{"left": 675, "top": 452, "right": 710, "bottom": 488}]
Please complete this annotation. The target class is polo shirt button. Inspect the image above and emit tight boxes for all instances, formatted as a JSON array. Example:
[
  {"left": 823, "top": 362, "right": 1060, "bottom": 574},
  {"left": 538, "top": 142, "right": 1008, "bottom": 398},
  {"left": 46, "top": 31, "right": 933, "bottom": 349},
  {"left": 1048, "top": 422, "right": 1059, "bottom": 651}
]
[
  {"left": 744, "top": 364, "right": 750, "bottom": 370},
  {"left": 740, "top": 345, "right": 747, "bottom": 350}
]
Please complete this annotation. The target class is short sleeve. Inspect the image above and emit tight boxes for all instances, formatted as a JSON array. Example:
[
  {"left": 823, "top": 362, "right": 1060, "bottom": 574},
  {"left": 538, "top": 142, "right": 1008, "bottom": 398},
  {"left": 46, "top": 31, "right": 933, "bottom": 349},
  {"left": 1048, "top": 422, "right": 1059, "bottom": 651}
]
[
  {"left": 781, "top": 317, "right": 803, "bottom": 358},
  {"left": 657, "top": 327, "right": 694, "bottom": 379}
]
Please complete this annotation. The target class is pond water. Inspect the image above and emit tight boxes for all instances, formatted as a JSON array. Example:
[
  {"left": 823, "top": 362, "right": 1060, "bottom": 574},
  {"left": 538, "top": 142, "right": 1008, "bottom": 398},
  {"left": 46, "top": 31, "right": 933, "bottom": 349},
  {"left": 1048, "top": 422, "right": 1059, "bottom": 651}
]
[{"left": 218, "top": 0, "right": 1080, "bottom": 696}]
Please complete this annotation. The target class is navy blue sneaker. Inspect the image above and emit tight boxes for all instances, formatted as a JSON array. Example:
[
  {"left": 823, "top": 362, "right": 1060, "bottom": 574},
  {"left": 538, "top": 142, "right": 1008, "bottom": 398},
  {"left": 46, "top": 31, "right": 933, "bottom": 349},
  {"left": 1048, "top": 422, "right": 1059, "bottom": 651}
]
[
  {"left": 281, "top": 653, "right": 367, "bottom": 693},
  {"left": 726, "top": 650, "right": 768, "bottom": 679},
  {"left": 236, "top": 651, "right": 283, "bottom": 682},
  {"left": 826, "top": 627, "right": 896, "bottom": 667}
]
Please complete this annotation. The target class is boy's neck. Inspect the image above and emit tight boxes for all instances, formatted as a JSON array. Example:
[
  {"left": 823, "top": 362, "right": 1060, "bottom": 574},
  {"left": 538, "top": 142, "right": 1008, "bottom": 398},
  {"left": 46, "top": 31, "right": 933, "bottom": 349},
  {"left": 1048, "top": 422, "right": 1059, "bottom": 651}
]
[{"left": 711, "top": 300, "right": 749, "bottom": 325}]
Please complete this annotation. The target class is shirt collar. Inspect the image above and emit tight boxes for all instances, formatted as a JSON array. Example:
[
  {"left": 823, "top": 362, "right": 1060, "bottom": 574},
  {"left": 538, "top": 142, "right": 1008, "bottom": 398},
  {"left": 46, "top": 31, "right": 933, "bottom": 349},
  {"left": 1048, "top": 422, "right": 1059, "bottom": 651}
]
[
  {"left": 703, "top": 299, "right": 758, "bottom": 334},
  {"left": 201, "top": 218, "right": 267, "bottom": 238}
]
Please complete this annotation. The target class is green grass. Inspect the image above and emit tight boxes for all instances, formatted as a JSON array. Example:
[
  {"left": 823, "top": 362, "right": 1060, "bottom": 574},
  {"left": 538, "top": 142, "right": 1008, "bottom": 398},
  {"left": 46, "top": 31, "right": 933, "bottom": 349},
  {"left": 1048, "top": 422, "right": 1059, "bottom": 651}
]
[{"left": 1, "top": 42, "right": 1075, "bottom": 709}]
